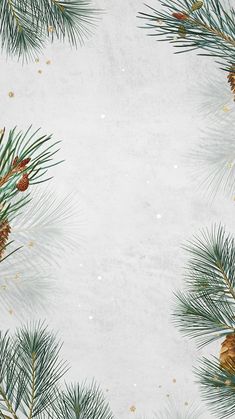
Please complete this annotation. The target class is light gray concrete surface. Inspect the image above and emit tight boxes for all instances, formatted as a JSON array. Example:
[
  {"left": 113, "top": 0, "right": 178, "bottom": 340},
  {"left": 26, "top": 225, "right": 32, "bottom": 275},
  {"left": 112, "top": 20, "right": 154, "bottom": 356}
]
[{"left": 1, "top": 0, "right": 234, "bottom": 418}]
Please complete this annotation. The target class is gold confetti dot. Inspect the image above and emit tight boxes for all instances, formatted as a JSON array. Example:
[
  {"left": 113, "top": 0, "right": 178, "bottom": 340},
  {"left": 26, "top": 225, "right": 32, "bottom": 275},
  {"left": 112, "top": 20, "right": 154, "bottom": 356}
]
[
  {"left": 222, "top": 105, "right": 230, "bottom": 112},
  {"left": 38, "top": 70, "right": 42, "bottom": 74},
  {"left": 0, "top": 129, "right": 4, "bottom": 136},
  {"left": 48, "top": 26, "right": 54, "bottom": 32},
  {"left": 35, "top": 58, "right": 39, "bottom": 63},
  {"left": 46, "top": 60, "right": 51, "bottom": 65},
  {"left": 8, "top": 91, "right": 14, "bottom": 98},
  {"left": 28, "top": 240, "right": 35, "bottom": 248},
  {"left": 173, "top": 378, "right": 176, "bottom": 383},
  {"left": 129, "top": 406, "right": 136, "bottom": 413},
  {"left": 8, "top": 309, "right": 13, "bottom": 315}
]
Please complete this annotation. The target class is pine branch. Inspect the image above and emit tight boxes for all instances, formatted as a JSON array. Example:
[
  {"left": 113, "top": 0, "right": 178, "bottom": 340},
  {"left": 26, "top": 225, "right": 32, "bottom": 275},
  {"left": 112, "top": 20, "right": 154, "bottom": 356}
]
[
  {"left": 0, "top": 0, "right": 101, "bottom": 60},
  {"left": 0, "top": 323, "right": 114, "bottom": 419},
  {"left": 138, "top": 0, "right": 235, "bottom": 71},
  {"left": 195, "top": 356, "right": 235, "bottom": 418},
  {"left": 173, "top": 225, "right": 235, "bottom": 346},
  {"left": 0, "top": 126, "right": 62, "bottom": 262}
]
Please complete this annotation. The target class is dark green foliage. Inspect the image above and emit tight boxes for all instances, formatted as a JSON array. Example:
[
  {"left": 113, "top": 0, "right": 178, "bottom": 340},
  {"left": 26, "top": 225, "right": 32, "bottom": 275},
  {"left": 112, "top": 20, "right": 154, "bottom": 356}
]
[
  {"left": 0, "top": 0, "right": 100, "bottom": 60},
  {"left": 0, "top": 322, "right": 114, "bottom": 419},
  {"left": 138, "top": 0, "right": 235, "bottom": 71}
]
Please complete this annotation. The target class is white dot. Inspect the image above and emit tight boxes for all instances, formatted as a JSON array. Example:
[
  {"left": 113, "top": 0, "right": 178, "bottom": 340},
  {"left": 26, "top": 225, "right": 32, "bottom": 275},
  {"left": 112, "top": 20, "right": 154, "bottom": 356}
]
[
  {"left": 79, "top": 263, "right": 83, "bottom": 267},
  {"left": 97, "top": 275, "right": 102, "bottom": 280},
  {"left": 100, "top": 114, "right": 106, "bottom": 119},
  {"left": 173, "top": 164, "right": 178, "bottom": 169},
  {"left": 88, "top": 315, "right": 93, "bottom": 320},
  {"left": 146, "top": 180, "right": 150, "bottom": 184},
  {"left": 133, "top": 383, "right": 137, "bottom": 387},
  {"left": 156, "top": 214, "right": 162, "bottom": 219},
  {"left": 121, "top": 68, "right": 125, "bottom": 72}
]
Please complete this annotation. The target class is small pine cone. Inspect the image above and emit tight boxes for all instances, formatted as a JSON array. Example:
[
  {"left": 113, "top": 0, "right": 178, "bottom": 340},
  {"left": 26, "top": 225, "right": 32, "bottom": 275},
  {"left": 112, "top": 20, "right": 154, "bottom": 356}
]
[
  {"left": 228, "top": 67, "right": 235, "bottom": 100},
  {"left": 220, "top": 334, "right": 235, "bottom": 374},
  {"left": 16, "top": 173, "right": 29, "bottom": 192},
  {"left": 0, "top": 219, "right": 11, "bottom": 259},
  {"left": 172, "top": 12, "right": 188, "bottom": 20}
]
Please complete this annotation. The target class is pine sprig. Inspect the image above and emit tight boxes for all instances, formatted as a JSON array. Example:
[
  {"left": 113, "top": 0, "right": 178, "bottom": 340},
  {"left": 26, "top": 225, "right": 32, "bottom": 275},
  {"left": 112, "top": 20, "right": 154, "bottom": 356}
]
[
  {"left": 138, "top": 0, "right": 235, "bottom": 71},
  {"left": 0, "top": 126, "right": 62, "bottom": 262},
  {"left": 174, "top": 291, "right": 235, "bottom": 347},
  {"left": 195, "top": 357, "right": 235, "bottom": 418},
  {"left": 0, "top": 322, "right": 114, "bottom": 419},
  {"left": 174, "top": 225, "right": 235, "bottom": 346},
  {"left": 0, "top": 0, "right": 100, "bottom": 60}
]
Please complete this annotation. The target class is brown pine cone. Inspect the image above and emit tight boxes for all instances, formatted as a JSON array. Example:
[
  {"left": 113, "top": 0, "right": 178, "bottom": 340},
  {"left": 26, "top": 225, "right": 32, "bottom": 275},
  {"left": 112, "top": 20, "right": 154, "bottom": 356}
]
[
  {"left": 220, "top": 334, "right": 235, "bottom": 374},
  {"left": 0, "top": 219, "right": 11, "bottom": 260},
  {"left": 228, "top": 68, "right": 235, "bottom": 101}
]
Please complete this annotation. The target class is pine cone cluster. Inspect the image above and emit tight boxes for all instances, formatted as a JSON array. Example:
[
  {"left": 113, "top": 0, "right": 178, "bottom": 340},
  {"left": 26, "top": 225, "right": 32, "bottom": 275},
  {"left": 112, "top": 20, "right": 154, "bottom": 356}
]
[
  {"left": 220, "top": 334, "right": 235, "bottom": 374},
  {"left": 0, "top": 219, "right": 11, "bottom": 260}
]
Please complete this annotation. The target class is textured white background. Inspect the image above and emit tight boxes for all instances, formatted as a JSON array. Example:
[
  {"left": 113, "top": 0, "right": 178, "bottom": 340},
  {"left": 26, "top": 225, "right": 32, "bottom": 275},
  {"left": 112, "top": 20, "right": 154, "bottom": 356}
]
[{"left": 1, "top": 0, "right": 235, "bottom": 417}]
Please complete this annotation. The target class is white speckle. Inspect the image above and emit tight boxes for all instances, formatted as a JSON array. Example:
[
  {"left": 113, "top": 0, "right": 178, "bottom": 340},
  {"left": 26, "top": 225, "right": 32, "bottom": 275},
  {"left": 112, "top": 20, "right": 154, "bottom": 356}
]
[
  {"left": 156, "top": 214, "right": 162, "bottom": 219},
  {"left": 146, "top": 180, "right": 150, "bottom": 184},
  {"left": 100, "top": 114, "right": 106, "bottom": 119},
  {"left": 173, "top": 164, "right": 178, "bottom": 169},
  {"left": 88, "top": 315, "right": 93, "bottom": 320},
  {"left": 133, "top": 383, "right": 137, "bottom": 387},
  {"left": 97, "top": 275, "right": 102, "bottom": 280},
  {"left": 121, "top": 68, "right": 125, "bottom": 72},
  {"left": 79, "top": 263, "right": 83, "bottom": 267}
]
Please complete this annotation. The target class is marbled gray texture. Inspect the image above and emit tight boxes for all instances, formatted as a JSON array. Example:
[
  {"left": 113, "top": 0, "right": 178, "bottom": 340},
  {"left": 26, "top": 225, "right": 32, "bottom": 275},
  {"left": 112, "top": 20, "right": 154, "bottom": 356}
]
[{"left": 0, "top": 0, "right": 234, "bottom": 417}]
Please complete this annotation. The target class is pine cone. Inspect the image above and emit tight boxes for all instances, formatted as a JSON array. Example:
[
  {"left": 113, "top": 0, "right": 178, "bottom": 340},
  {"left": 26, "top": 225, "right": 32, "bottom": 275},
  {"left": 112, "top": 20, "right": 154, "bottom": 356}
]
[
  {"left": 228, "top": 67, "right": 235, "bottom": 101},
  {"left": 0, "top": 219, "right": 11, "bottom": 260},
  {"left": 220, "top": 334, "right": 235, "bottom": 374},
  {"left": 16, "top": 173, "right": 29, "bottom": 192}
]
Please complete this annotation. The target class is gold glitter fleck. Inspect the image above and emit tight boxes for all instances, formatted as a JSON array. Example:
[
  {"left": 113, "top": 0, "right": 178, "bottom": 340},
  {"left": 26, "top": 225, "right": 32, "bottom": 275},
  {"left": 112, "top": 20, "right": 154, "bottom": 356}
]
[
  {"left": 173, "top": 378, "right": 176, "bottom": 383},
  {"left": 28, "top": 240, "right": 35, "bottom": 248},
  {"left": 48, "top": 26, "right": 54, "bottom": 32},
  {"left": 38, "top": 70, "right": 42, "bottom": 74},
  {"left": 8, "top": 309, "right": 13, "bottom": 315},
  {"left": 35, "top": 58, "right": 39, "bottom": 63},
  {"left": 222, "top": 105, "right": 230, "bottom": 112},
  {"left": 8, "top": 91, "right": 14, "bottom": 98},
  {"left": 129, "top": 406, "right": 136, "bottom": 413},
  {"left": 46, "top": 60, "right": 51, "bottom": 65},
  {"left": 0, "top": 129, "right": 4, "bottom": 136}
]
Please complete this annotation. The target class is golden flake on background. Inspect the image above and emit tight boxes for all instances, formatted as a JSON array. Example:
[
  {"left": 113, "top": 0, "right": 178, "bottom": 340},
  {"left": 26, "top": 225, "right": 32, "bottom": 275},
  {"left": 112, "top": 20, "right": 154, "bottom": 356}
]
[
  {"left": 48, "top": 26, "right": 54, "bottom": 32},
  {"left": 222, "top": 105, "right": 230, "bottom": 112},
  {"left": 129, "top": 405, "right": 136, "bottom": 413},
  {"left": 8, "top": 91, "right": 14, "bottom": 98},
  {"left": 35, "top": 58, "right": 39, "bottom": 63},
  {"left": 46, "top": 60, "right": 51, "bottom": 65},
  {"left": 38, "top": 70, "right": 42, "bottom": 74}
]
